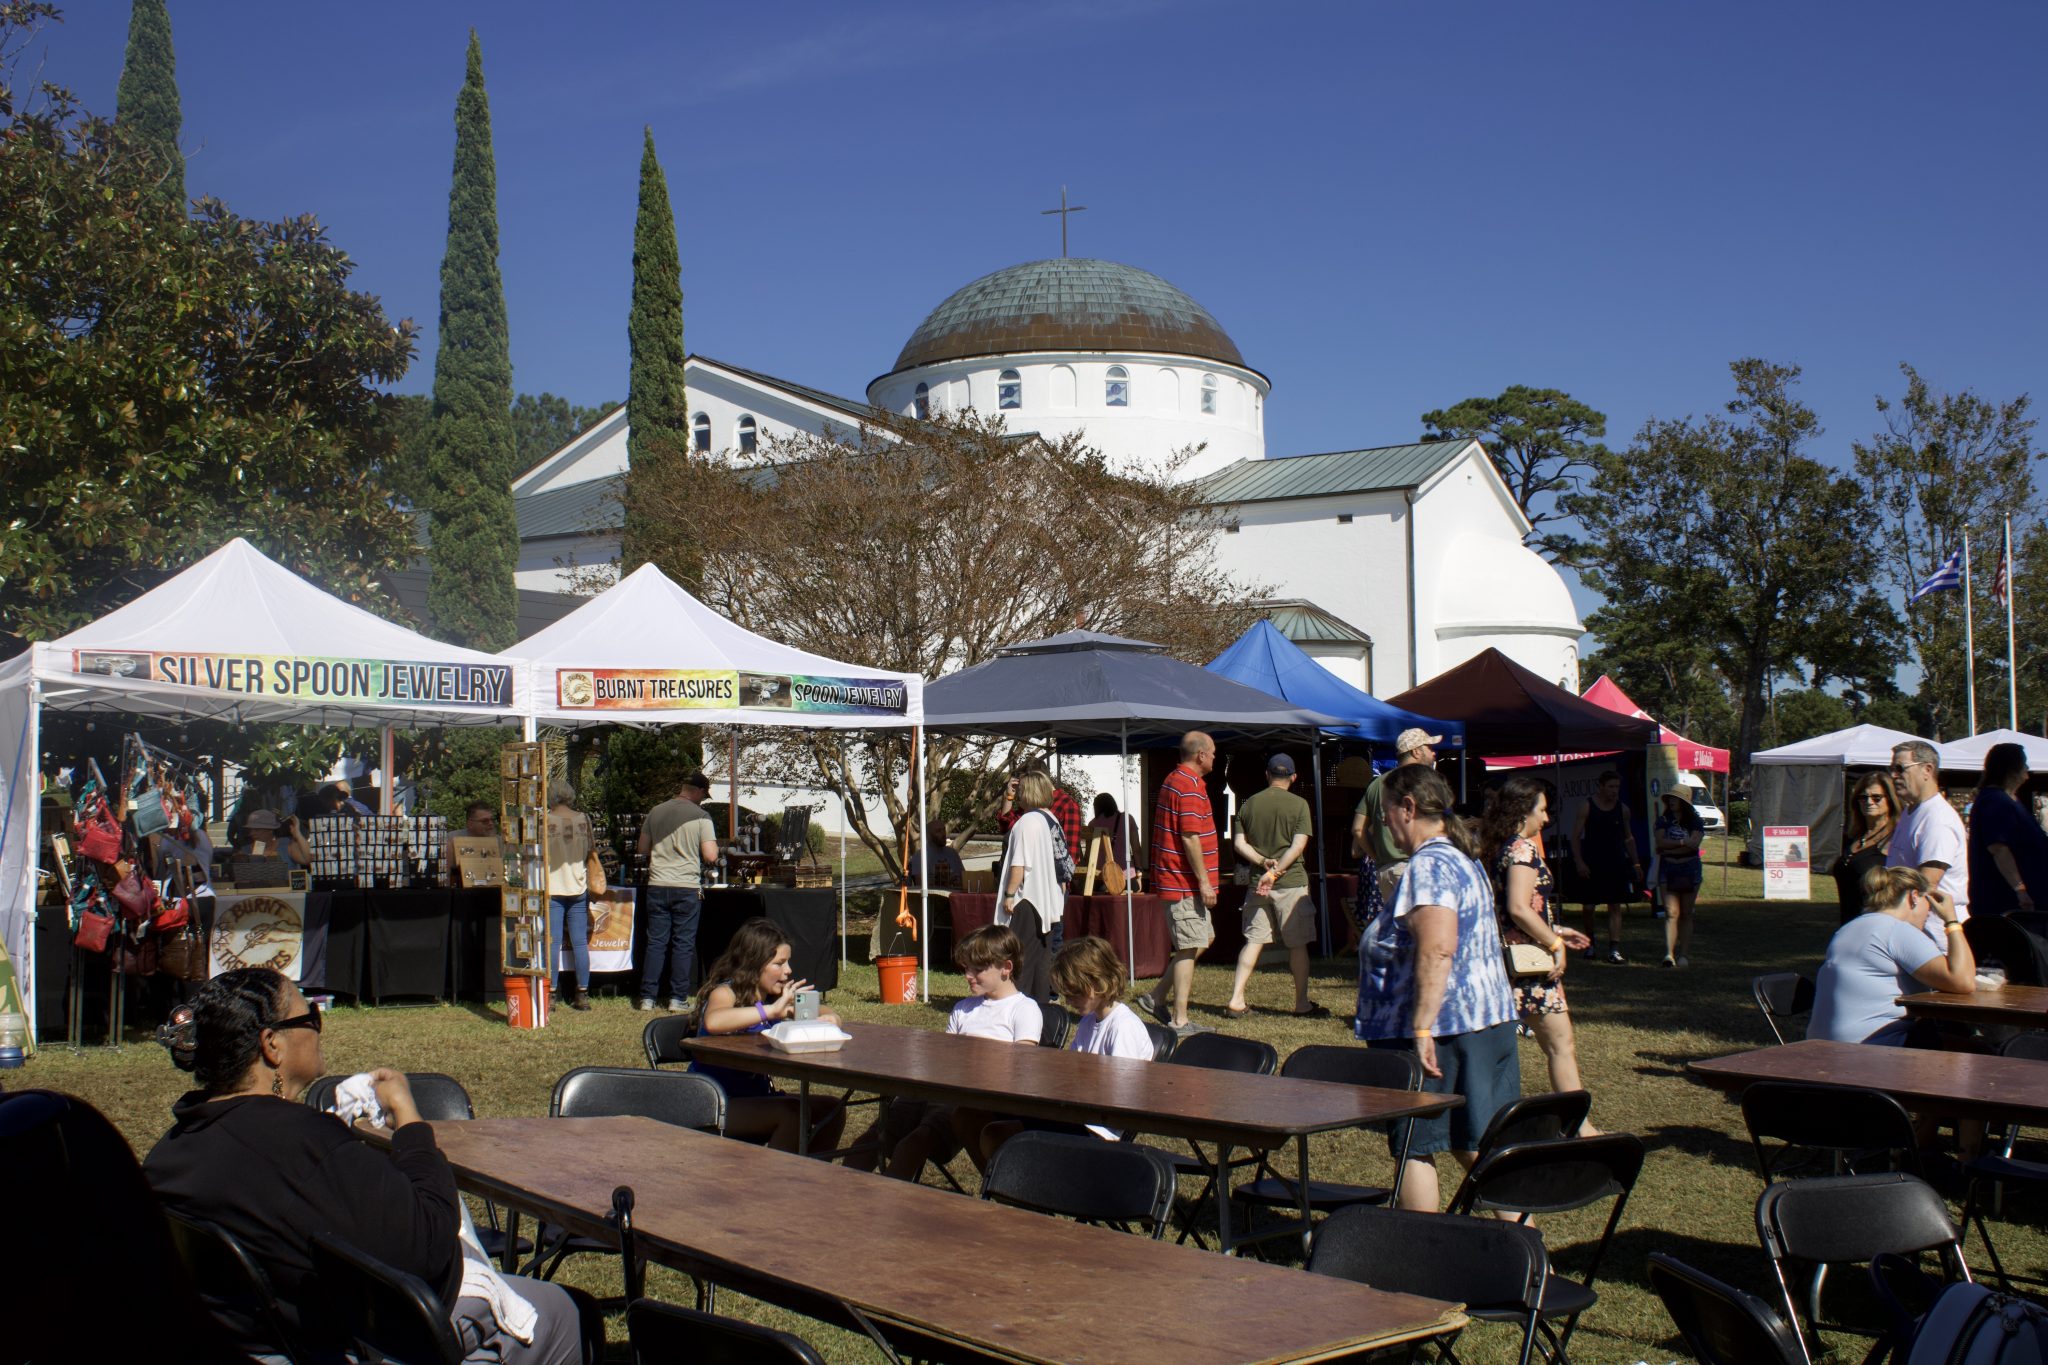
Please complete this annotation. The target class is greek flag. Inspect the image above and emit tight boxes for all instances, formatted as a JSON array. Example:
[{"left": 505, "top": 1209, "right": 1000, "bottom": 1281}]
[{"left": 1910, "top": 546, "right": 1964, "bottom": 603}]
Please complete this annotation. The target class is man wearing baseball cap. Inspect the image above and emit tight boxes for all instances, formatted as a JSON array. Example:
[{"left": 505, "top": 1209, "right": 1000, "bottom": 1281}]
[
  {"left": 1225, "top": 753, "right": 1323, "bottom": 1017},
  {"left": 1351, "top": 728, "right": 1442, "bottom": 905}
]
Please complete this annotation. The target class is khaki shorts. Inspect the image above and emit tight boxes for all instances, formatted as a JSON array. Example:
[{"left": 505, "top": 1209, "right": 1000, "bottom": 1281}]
[
  {"left": 1243, "top": 884, "right": 1315, "bottom": 947},
  {"left": 1165, "top": 894, "right": 1215, "bottom": 951}
]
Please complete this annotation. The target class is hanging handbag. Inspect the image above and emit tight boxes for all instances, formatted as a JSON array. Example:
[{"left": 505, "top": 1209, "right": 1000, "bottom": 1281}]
[
  {"left": 1505, "top": 940, "right": 1559, "bottom": 978},
  {"left": 74, "top": 897, "right": 115, "bottom": 952},
  {"left": 75, "top": 787, "right": 125, "bottom": 863},
  {"left": 582, "top": 814, "right": 608, "bottom": 896},
  {"left": 154, "top": 895, "right": 192, "bottom": 933},
  {"left": 159, "top": 923, "right": 209, "bottom": 981},
  {"left": 114, "top": 930, "right": 159, "bottom": 977},
  {"left": 112, "top": 867, "right": 160, "bottom": 923}
]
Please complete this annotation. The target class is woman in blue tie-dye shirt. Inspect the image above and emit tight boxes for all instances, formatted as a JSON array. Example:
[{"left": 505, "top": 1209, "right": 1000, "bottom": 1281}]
[{"left": 1355, "top": 764, "right": 1519, "bottom": 1211}]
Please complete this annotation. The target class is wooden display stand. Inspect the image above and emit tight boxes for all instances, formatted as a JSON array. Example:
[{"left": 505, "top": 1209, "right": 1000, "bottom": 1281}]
[{"left": 499, "top": 743, "right": 551, "bottom": 1028}]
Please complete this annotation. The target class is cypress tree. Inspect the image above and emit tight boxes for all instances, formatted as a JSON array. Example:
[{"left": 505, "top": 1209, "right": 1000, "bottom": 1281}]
[
  {"left": 425, "top": 31, "right": 518, "bottom": 650},
  {"left": 114, "top": 0, "right": 184, "bottom": 207},
  {"left": 622, "top": 126, "right": 686, "bottom": 574}
]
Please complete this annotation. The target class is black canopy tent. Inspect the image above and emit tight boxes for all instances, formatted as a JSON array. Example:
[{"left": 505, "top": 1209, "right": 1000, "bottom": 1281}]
[{"left": 923, "top": 631, "right": 1342, "bottom": 975}]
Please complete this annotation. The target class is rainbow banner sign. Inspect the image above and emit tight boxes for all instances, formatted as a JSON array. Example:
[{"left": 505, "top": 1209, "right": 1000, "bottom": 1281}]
[
  {"left": 71, "top": 650, "right": 513, "bottom": 709},
  {"left": 556, "top": 668, "right": 907, "bottom": 717}
]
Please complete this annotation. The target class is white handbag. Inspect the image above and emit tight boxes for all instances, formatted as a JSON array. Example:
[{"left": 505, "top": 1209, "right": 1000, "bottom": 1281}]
[{"left": 1505, "top": 941, "right": 1557, "bottom": 977}]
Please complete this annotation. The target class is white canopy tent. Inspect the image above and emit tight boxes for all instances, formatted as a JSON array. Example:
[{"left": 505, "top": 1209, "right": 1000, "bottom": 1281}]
[
  {"left": 1746, "top": 723, "right": 1938, "bottom": 868},
  {"left": 0, "top": 538, "right": 530, "bottom": 1040},
  {"left": 504, "top": 564, "right": 931, "bottom": 990},
  {"left": 1931, "top": 728, "right": 2048, "bottom": 773}
]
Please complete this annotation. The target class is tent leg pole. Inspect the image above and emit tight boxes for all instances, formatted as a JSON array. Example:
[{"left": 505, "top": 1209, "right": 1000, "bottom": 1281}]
[
  {"left": 839, "top": 822, "right": 847, "bottom": 973},
  {"left": 379, "top": 724, "right": 395, "bottom": 816},
  {"left": 916, "top": 725, "right": 930, "bottom": 1003},
  {"left": 1310, "top": 735, "right": 1330, "bottom": 954},
  {"left": 522, "top": 716, "right": 536, "bottom": 743},
  {"left": 1123, "top": 725, "right": 1135, "bottom": 987}
]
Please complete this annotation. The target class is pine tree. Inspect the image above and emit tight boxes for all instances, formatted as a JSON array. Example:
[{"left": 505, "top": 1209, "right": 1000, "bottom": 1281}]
[
  {"left": 622, "top": 126, "right": 686, "bottom": 574},
  {"left": 425, "top": 31, "right": 518, "bottom": 650},
  {"left": 114, "top": 0, "right": 184, "bottom": 207}
]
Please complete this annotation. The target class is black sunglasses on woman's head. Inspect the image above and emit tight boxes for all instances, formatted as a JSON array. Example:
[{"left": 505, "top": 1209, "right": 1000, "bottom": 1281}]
[{"left": 267, "top": 1002, "right": 321, "bottom": 1034}]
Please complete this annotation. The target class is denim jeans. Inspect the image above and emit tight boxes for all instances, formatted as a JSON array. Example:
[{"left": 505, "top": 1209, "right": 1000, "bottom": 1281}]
[
  {"left": 549, "top": 894, "right": 590, "bottom": 989},
  {"left": 640, "top": 885, "right": 702, "bottom": 1003}
]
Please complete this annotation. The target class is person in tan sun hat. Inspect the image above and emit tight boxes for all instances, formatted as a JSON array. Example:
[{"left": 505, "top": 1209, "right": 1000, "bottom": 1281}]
[{"left": 1351, "top": 727, "right": 1442, "bottom": 906}]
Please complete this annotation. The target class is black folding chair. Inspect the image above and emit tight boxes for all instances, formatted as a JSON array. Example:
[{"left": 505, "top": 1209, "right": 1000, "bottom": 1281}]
[
  {"left": 982, "top": 1130, "right": 1178, "bottom": 1237},
  {"left": 628, "top": 1297, "right": 827, "bottom": 1364},
  {"left": 1309, "top": 1204, "right": 1549, "bottom": 1365},
  {"left": 1469, "top": 1089, "right": 1595, "bottom": 1165},
  {"left": 532, "top": 1068, "right": 728, "bottom": 1283},
  {"left": 1136, "top": 1031, "right": 1278, "bottom": 1245},
  {"left": 1753, "top": 973, "right": 1817, "bottom": 1046},
  {"left": 1235, "top": 1045, "right": 1423, "bottom": 1236},
  {"left": 1647, "top": 1251, "right": 1805, "bottom": 1365},
  {"left": 1038, "top": 1002, "right": 1073, "bottom": 1050},
  {"left": 1447, "top": 1133, "right": 1646, "bottom": 1363},
  {"left": 1755, "top": 1172, "right": 1971, "bottom": 1365},
  {"left": 1962, "top": 916, "right": 2048, "bottom": 986},
  {"left": 1959, "top": 1031, "right": 2048, "bottom": 1291},
  {"left": 1143, "top": 1019, "right": 1179, "bottom": 1061},
  {"left": 1740, "top": 1080, "right": 1922, "bottom": 1184},
  {"left": 643, "top": 1013, "right": 696, "bottom": 1067},
  {"left": 163, "top": 1205, "right": 308, "bottom": 1365},
  {"left": 310, "top": 1233, "right": 467, "bottom": 1365}
]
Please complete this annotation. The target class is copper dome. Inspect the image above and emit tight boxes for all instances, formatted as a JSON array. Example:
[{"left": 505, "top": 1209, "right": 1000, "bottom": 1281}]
[{"left": 885, "top": 258, "right": 1247, "bottom": 376}]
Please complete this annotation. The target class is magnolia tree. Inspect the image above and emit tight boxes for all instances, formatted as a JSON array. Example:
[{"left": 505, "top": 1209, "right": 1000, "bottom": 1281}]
[{"left": 625, "top": 411, "right": 1263, "bottom": 879}]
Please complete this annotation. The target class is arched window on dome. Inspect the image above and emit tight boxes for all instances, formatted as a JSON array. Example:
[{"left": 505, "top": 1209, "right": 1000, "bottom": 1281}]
[
  {"left": 737, "top": 415, "right": 757, "bottom": 455},
  {"left": 1200, "top": 374, "right": 1218, "bottom": 416},
  {"left": 914, "top": 383, "right": 930, "bottom": 420},
  {"left": 998, "top": 369, "right": 1022, "bottom": 410},
  {"left": 1104, "top": 365, "right": 1129, "bottom": 408},
  {"left": 692, "top": 412, "right": 711, "bottom": 453}
]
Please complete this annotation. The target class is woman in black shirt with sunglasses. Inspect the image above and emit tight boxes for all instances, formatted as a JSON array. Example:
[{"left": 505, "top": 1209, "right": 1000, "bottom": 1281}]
[{"left": 145, "top": 968, "right": 581, "bottom": 1364}]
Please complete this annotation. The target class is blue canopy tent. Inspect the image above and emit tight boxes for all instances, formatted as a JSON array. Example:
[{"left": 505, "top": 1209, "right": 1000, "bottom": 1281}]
[
  {"left": 924, "top": 630, "right": 1343, "bottom": 976},
  {"left": 1205, "top": 619, "right": 1465, "bottom": 945}
]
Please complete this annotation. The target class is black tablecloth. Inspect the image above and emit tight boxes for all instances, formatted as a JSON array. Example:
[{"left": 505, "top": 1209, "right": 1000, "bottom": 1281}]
[{"left": 696, "top": 888, "right": 840, "bottom": 993}]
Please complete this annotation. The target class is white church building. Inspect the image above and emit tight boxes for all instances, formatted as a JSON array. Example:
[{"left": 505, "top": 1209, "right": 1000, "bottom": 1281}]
[{"left": 507, "top": 257, "right": 1583, "bottom": 825}]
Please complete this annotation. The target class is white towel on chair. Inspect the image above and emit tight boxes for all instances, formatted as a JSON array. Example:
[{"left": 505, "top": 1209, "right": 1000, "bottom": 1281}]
[
  {"left": 456, "top": 1204, "right": 538, "bottom": 1345},
  {"left": 329, "top": 1072, "right": 387, "bottom": 1128}
]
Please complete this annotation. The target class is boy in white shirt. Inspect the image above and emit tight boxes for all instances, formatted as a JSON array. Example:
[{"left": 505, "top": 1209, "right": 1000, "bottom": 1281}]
[{"left": 881, "top": 926, "right": 1043, "bottom": 1182}]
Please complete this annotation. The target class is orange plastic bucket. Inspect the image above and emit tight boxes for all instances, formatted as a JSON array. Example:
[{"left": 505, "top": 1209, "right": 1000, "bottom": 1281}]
[
  {"left": 504, "top": 975, "right": 549, "bottom": 1028},
  {"left": 876, "top": 955, "right": 919, "bottom": 1005}
]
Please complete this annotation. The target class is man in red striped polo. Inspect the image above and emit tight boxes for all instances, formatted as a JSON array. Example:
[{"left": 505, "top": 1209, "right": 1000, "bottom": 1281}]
[{"left": 1138, "top": 731, "right": 1220, "bottom": 1035}]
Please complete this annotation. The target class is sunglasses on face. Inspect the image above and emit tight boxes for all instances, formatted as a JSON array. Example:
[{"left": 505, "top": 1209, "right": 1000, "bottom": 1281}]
[
  {"left": 1861, "top": 794, "right": 1889, "bottom": 804},
  {"left": 1888, "top": 763, "right": 1922, "bottom": 775},
  {"left": 267, "top": 1002, "right": 321, "bottom": 1034}
]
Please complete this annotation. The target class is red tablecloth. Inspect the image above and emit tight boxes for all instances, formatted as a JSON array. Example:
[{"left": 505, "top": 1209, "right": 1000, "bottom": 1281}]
[{"left": 948, "top": 892, "right": 1172, "bottom": 980}]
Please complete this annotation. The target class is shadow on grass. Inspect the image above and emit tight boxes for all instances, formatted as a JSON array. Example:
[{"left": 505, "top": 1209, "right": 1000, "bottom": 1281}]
[{"left": 1641, "top": 1121, "right": 1759, "bottom": 1174}]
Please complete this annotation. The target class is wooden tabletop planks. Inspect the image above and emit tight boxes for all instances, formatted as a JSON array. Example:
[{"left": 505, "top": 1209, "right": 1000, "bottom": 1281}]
[
  {"left": 1897, "top": 984, "right": 2048, "bottom": 1031},
  {"left": 1689, "top": 1038, "right": 2048, "bottom": 1125}
]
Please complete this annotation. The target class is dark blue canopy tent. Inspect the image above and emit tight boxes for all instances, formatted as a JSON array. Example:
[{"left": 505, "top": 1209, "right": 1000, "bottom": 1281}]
[
  {"left": 924, "top": 630, "right": 1344, "bottom": 968},
  {"left": 1206, "top": 619, "right": 1464, "bottom": 749}
]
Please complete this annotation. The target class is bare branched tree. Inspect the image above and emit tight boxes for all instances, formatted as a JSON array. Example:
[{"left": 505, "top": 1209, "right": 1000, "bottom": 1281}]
[{"left": 626, "top": 410, "right": 1263, "bottom": 878}]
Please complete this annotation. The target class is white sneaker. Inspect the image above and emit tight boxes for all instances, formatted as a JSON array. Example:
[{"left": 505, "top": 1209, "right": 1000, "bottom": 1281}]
[{"left": 636, "top": 999, "right": 655, "bottom": 1012}]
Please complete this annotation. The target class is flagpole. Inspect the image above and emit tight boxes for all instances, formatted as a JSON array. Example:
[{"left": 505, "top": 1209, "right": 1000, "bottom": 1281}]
[
  {"left": 2007, "top": 515, "right": 2019, "bottom": 732},
  {"left": 1963, "top": 531, "right": 1978, "bottom": 737}
]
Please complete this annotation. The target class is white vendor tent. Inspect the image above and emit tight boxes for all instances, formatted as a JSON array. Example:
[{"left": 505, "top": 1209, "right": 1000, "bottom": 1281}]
[
  {"left": 1932, "top": 728, "right": 2048, "bottom": 773},
  {"left": 1746, "top": 723, "right": 1936, "bottom": 868},
  {"left": 0, "top": 538, "right": 530, "bottom": 1040},
  {"left": 504, "top": 564, "right": 933, "bottom": 991}
]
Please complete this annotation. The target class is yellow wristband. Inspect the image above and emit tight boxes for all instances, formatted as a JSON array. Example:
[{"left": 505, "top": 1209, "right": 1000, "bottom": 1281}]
[
  {"left": 1944, "top": 921, "right": 1964, "bottom": 934},
  {"left": 1411, "top": 1028, "right": 1433, "bottom": 1038},
  {"left": 1545, "top": 939, "right": 1565, "bottom": 954}
]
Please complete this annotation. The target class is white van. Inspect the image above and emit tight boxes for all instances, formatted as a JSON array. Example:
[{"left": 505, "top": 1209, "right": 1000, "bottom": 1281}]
[{"left": 1678, "top": 772, "right": 1726, "bottom": 831}]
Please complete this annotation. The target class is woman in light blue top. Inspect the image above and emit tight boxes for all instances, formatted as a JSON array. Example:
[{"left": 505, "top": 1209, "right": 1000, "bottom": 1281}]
[{"left": 1809, "top": 865, "right": 1975, "bottom": 1046}]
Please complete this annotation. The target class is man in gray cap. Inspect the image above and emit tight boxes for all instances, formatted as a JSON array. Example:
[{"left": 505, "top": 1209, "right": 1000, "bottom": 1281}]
[
  {"left": 1225, "top": 753, "right": 1322, "bottom": 1017},
  {"left": 1351, "top": 727, "right": 1441, "bottom": 905}
]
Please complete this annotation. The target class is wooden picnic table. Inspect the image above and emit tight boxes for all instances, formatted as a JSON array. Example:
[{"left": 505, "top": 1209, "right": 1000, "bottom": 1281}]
[
  {"left": 1898, "top": 984, "right": 2048, "bottom": 1032},
  {"left": 675, "top": 1021, "right": 1460, "bottom": 1255},
  {"left": 405, "top": 1115, "right": 1466, "bottom": 1365},
  {"left": 1688, "top": 1038, "right": 2048, "bottom": 1126}
]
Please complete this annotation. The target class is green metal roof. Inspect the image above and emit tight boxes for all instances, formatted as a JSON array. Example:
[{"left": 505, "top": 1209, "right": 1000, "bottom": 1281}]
[
  {"left": 886, "top": 258, "right": 1247, "bottom": 376},
  {"left": 1197, "top": 440, "right": 1474, "bottom": 505},
  {"left": 1258, "top": 599, "right": 1372, "bottom": 646}
]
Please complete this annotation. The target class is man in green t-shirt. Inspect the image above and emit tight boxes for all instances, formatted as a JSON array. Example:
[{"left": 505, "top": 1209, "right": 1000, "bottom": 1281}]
[
  {"left": 1350, "top": 728, "right": 1441, "bottom": 904},
  {"left": 1226, "top": 754, "right": 1321, "bottom": 1017}
]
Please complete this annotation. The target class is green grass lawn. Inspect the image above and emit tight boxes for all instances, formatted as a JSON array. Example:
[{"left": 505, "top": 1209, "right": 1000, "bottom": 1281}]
[{"left": 23, "top": 850, "right": 2046, "bottom": 1363}]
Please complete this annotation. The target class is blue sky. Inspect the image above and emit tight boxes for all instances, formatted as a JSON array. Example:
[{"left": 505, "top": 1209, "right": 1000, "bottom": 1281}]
[{"left": 29, "top": 1, "right": 2047, "bottom": 622}]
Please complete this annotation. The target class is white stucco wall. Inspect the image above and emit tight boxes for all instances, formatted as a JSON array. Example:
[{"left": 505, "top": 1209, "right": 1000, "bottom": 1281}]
[
  {"left": 868, "top": 351, "right": 1268, "bottom": 483},
  {"left": 1207, "top": 490, "right": 1415, "bottom": 695},
  {"left": 517, "top": 534, "right": 621, "bottom": 592}
]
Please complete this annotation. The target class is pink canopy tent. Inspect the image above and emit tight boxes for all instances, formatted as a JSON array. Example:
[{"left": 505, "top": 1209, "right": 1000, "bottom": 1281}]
[{"left": 1489, "top": 675, "right": 1730, "bottom": 773}]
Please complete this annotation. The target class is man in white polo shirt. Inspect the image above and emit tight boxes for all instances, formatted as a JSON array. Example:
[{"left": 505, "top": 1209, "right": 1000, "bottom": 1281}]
[{"left": 1886, "top": 739, "right": 1969, "bottom": 946}]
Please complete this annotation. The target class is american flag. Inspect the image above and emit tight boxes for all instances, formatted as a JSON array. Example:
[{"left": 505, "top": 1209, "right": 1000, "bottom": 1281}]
[
  {"left": 1993, "top": 544, "right": 2010, "bottom": 607},
  {"left": 1910, "top": 546, "right": 1965, "bottom": 604}
]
